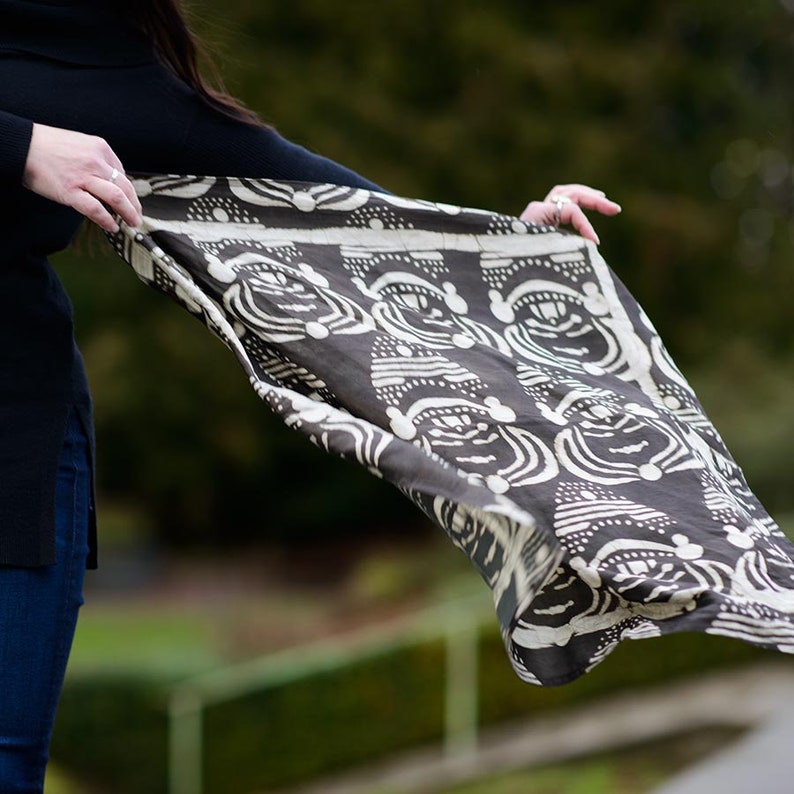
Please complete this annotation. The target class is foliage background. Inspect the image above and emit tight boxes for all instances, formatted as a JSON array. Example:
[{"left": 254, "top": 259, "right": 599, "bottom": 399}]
[{"left": 54, "top": 0, "right": 794, "bottom": 550}]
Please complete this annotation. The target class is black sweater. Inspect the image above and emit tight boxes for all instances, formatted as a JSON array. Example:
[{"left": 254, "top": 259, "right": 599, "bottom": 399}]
[{"left": 0, "top": 0, "right": 383, "bottom": 567}]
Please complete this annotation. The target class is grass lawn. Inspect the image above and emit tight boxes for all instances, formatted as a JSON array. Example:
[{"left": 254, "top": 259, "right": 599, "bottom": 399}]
[
  {"left": 66, "top": 605, "right": 222, "bottom": 677},
  {"left": 67, "top": 536, "right": 480, "bottom": 678}
]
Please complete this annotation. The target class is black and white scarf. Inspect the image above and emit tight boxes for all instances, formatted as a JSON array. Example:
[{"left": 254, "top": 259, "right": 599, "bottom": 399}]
[{"left": 107, "top": 175, "right": 794, "bottom": 686}]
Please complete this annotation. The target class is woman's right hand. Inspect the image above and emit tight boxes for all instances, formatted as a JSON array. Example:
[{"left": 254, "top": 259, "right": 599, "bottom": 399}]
[{"left": 22, "top": 123, "right": 142, "bottom": 233}]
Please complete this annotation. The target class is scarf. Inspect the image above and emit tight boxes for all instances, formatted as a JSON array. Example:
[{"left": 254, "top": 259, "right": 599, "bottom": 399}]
[{"left": 107, "top": 175, "right": 794, "bottom": 686}]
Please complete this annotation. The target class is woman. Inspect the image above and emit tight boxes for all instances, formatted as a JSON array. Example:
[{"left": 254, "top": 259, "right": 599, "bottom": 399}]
[{"left": 0, "top": 0, "right": 619, "bottom": 788}]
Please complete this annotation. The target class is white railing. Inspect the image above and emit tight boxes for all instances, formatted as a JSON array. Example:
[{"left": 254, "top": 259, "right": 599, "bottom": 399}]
[{"left": 167, "top": 594, "right": 495, "bottom": 794}]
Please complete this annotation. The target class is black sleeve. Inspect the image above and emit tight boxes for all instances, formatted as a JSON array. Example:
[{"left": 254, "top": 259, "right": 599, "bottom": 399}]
[
  {"left": 0, "top": 56, "right": 387, "bottom": 193},
  {"left": 98, "top": 58, "right": 388, "bottom": 193},
  {"left": 0, "top": 109, "right": 33, "bottom": 183},
  {"left": 177, "top": 102, "right": 387, "bottom": 193}
]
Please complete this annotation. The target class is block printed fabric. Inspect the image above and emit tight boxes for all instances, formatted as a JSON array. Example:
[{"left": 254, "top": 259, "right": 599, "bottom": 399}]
[{"left": 108, "top": 176, "right": 794, "bottom": 685}]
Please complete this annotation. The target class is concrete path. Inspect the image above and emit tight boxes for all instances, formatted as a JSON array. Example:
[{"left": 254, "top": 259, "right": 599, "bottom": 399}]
[
  {"left": 650, "top": 690, "right": 794, "bottom": 794},
  {"left": 276, "top": 663, "right": 794, "bottom": 794}
]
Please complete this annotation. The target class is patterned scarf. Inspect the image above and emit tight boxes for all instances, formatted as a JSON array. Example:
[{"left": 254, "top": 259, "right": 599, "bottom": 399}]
[{"left": 108, "top": 175, "right": 794, "bottom": 686}]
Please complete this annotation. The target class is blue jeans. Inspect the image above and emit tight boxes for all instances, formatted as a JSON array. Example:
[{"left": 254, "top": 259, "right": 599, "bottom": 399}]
[{"left": 0, "top": 410, "right": 90, "bottom": 792}]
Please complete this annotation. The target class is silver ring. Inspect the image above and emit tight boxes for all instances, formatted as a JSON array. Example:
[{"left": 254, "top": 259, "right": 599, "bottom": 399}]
[
  {"left": 549, "top": 194, "right": 572, "bottom": 226},
  {"left": 109, "top": 167, "right": 121, "bottom": 184}
]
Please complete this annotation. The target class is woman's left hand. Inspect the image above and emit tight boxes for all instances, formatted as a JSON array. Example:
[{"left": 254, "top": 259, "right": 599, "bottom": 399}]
[{"left": 519, "top": 184, "right": 621, "bottom": 245}]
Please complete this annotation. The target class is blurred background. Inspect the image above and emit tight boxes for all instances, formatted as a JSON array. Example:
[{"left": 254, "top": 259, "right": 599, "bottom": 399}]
[{"left": 47, "top": 0, "right": 794, "bottom": 792}]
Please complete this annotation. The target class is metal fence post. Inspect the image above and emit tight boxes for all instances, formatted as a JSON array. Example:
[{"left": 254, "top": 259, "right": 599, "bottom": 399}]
[
  {"left": 169, "top": 688, "right": 204, "bottom": 794},
  {"left": 444, "top": 616, "right": 479, "bottom": 760}
]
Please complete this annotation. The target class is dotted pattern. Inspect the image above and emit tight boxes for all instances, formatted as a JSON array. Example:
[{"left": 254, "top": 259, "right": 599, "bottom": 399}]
[{"left": 110, "top": 176, "right": 794, "bottom": 687}]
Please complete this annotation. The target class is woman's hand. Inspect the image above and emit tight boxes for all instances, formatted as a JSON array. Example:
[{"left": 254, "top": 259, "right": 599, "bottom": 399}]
[
  {"left": 519, "top": 183, "right": 621, "bottom": 245},
  {"left": 22, "top": 123, "right": 143, "bottom": 233}
]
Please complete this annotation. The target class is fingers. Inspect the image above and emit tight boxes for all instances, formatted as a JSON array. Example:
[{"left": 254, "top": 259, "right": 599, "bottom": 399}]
[
  {"left": 71, "top": 190, "right": 122, "bottom": 234},
  {"left": 572, "top": 192, "right": 622, "bottom": 216},
  {"left": 84, "top": 175, "right": 142, "bottom": 229},
  {"left": 518, "top": 201, "right": 550, "bottom": 224},
  {"left": 545, "top": 184, "right": 621, "bottom": 216},
  {"left": 23, "top": 124, "right": 143, "bottom": 232},
  {"left": 522, "top": 183, "right": 622, "bottom": 245},
  {"left": 560, "top": 203, "right": 600, "bottom": 245},
  {"left": 519, "top": 194, "right": 613, "bottom": 244},
  {"left": 103, "top": 149, "right": 143, "bottom": 218}
]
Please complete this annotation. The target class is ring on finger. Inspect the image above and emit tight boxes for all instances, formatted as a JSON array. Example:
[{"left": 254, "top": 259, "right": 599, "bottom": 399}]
[
  {"left": 109, "top": 167, "right": 121, "bottom": 185},
  {"left": 549, "top": 194, "right": 572, "bottom": 226}
]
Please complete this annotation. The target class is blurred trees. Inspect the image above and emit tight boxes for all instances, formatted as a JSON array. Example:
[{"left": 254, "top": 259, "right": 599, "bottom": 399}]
[{"left": 54, "top": 0, "right": 794, "bottom": 549}]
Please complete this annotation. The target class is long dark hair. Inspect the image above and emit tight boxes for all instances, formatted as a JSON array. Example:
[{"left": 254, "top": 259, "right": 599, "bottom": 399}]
[{"left": 132, "top": 0, "right": 262, "bottom": 126}]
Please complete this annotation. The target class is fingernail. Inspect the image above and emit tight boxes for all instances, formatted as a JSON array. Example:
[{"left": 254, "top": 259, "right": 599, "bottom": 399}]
[
  {"left": 594, "top": 233, "right": 601, "bottom": 245},
  {"left": 615, "top": 204, "right": 622, "bottom": 213}
]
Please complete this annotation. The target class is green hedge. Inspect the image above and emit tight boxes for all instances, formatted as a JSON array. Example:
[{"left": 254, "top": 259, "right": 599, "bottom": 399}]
[
  {"left": 51, "top": 627, "right": 773, "bottom": 793},
  {"left": 203, "top": 641, "right": 446, "bottom": 792},
  {"left": 51, "top": 674, "right": 169, "bottom": 794}
]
